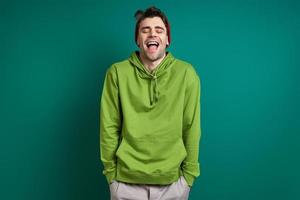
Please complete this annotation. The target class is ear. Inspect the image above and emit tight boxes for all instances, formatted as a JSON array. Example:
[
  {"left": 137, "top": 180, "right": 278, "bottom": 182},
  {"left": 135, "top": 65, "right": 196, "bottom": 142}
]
[{"left": 166, "top": 35, "right": 169, "bottom": 47}]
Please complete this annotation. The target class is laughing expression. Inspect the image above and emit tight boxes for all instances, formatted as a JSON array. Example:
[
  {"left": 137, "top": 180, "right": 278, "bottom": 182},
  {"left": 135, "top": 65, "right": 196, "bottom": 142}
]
[{"left": 137, "top": 17, "right": 169, "bottom": 63}]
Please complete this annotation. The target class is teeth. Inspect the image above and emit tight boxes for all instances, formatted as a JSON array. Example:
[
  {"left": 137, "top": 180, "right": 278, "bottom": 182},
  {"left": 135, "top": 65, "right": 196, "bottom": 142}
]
[{"left": 146, "top": 41, "right": 159, "bottom": 47}]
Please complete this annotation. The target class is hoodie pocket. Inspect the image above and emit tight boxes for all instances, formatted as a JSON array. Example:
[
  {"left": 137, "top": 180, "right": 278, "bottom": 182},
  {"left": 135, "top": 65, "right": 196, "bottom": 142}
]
[{"left": 116, "top": 136, "right": 187, "bottom": 175}]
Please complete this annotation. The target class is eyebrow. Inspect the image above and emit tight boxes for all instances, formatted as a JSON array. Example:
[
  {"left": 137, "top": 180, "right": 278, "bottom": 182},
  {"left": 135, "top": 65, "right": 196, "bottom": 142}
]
[{"left": 141, "top": 26, "right": 165, "bottom": 30}]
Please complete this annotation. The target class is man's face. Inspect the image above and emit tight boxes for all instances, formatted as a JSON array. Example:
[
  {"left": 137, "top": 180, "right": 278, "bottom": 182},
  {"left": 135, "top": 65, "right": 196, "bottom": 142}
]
[{"left": 137, "top": 17, "right": 169, "bottom": 62}]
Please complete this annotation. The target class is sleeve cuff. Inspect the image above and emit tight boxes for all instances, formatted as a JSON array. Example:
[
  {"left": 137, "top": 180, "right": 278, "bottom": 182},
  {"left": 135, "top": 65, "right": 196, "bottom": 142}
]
[
  {"left": 180, "top": 161, "right": 200, "bottom": 187},
  {"left": 182, "top": 171, "right": 196, "bottom": 187},
  {"left": 103, "top": 169, "right": 116, "bottom": 184}
]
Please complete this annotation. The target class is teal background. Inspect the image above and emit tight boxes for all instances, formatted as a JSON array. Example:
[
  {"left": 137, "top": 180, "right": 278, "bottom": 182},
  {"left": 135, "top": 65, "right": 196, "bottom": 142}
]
[{"left": 1, "top": 0, "right": 299, "bottom": 199}]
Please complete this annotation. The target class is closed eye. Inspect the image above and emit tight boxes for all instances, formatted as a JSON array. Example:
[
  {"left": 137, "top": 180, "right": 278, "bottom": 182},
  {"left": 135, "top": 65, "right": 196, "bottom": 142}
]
[
  {"left": 156, "top": 29, "right": 164, "bottom": 33},
  {"left": 155, "top": 26, "right": 165, "bottom": 33},
  {"left": 140, "top": 26, "right": 165, "bottom": 34},
  {"left": 141, "top": 27, "right": 150, "bottom": 33}
]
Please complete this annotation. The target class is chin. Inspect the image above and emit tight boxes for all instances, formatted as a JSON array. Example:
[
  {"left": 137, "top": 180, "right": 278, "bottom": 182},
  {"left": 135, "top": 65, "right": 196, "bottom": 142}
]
[
  {"left": 147, "top": 55, "right": 160, "bottom": 61},
  {"left": 149, "top": 52, "right": 164, "bottom": 60}
]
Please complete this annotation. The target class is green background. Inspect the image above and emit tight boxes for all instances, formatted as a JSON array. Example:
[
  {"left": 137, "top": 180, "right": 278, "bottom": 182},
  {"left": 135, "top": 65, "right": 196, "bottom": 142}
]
[{"left": 1, "top": 0, "right": 299, "bottom": 199}]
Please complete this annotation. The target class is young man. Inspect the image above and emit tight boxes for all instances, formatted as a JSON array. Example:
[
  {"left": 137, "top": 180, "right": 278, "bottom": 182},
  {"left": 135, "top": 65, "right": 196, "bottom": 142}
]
[{"left": 100, "top": 6, "right": 201, "bottom": 200}]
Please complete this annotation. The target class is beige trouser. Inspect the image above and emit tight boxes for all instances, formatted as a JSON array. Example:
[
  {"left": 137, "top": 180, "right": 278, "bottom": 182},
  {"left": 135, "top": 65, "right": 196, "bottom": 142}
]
[{"left": 109, "top": 176, "right": 190, "bottom": 200}]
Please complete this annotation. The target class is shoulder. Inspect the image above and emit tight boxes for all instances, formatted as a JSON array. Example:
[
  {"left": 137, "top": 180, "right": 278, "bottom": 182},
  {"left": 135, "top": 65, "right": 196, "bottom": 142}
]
[
  {"left": 111, "top": 59, "right": 132, "bottom": 71},
  {"left": 105, "top": 59, "right": 132, "bottom": 76},
  {"left": 174, "top": 58, "right": 200, "bottom": 81}
]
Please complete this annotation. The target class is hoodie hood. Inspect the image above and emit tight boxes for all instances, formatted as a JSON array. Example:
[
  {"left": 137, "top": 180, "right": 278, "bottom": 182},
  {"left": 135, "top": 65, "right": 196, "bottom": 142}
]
[{"left": 129, "top": 51, "right": 175, "bottom": 106}]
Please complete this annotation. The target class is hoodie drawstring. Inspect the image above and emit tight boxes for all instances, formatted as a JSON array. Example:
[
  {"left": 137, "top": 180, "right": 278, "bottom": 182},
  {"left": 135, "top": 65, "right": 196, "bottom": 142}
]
[
  {"left": 150, "top": 74, "right": 158, "bottom": 105},
  {"left": 129, "top": 51, "right": 175, "bottom": 106}
]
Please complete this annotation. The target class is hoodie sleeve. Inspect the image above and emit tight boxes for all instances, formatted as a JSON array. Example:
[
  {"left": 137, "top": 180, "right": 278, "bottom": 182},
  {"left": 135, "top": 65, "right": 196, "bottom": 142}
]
[
  {"left": 181, "top": 66, "right": 201, "bottom": 187},
  {"left": 100, "top": 65, "right": 122, "bottom": 185}
]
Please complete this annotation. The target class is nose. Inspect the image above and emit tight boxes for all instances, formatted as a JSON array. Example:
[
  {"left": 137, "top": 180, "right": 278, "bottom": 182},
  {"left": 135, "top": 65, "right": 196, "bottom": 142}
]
[{"left": 149, "top": 29, "right": 157, "bottom": 37}]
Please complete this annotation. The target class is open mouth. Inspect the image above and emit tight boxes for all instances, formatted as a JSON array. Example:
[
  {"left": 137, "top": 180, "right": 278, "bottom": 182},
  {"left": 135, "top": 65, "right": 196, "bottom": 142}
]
[{"left": 146, "top": 41, "right": 159, "bottom": 52}]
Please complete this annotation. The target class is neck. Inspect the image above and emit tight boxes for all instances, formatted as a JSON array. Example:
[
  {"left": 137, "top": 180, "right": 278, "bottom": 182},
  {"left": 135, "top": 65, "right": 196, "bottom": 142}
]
[{"left": 139, "top": 52, "right": 166, "bottom": 73}]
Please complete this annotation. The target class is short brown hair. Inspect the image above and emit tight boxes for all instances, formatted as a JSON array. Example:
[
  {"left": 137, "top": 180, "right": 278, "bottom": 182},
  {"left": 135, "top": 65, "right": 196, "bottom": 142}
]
[{"left": 134, "top": 6, "right": 171, "bottom": 46}]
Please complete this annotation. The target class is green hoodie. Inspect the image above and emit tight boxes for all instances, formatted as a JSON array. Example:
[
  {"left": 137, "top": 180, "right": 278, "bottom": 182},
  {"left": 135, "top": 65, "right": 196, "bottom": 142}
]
[{"left": 100, "top": 51, "right": 201, "bottom": 187}]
